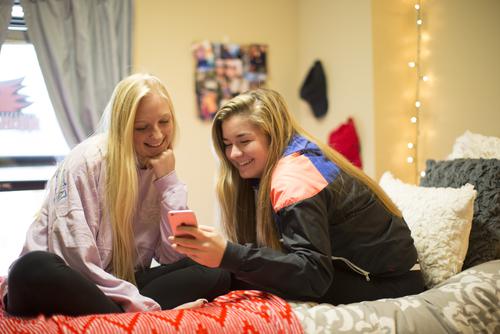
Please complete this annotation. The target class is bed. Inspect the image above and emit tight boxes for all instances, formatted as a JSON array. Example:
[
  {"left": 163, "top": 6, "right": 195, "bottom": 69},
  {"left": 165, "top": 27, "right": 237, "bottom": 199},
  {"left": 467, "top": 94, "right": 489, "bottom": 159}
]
[
  {"left": 291, "top": 259, "right": 499, "bottom": 333},
  {"left": 1, "top": 261, "right": 499, "bottom": 333},
  {"left": 1, "top": 131, "right": 498, "bottom": 333},
  {"left": 1, "top": 260, "right": 498, "bottom": 334},
  {"left": 0, "top": 288, "right": 303, "bottom": 333}
]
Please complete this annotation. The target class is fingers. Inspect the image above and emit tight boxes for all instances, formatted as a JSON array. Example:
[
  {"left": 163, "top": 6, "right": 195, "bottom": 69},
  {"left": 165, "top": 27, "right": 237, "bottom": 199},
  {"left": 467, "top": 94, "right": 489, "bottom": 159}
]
[
  {"left": 174, "top": 225, "right": 215, "bottom": 238},
  {"left": 169, "top": 227, "right": 227, "bottom": 268},
  {"left": 198, "top": 225, "right": 215, "bottom": 232},
  {"left": 171, "top": 242, "right": 219, "bottom": 268},
  {"left": 149, "top": 149, "right": 175, "bottom": 178},
  {"left": 169, "top": 234, "right": 201, "bottom": 249},
  {"left": 171, "top": 242, "right": 202, "bottom": 255},
  {"left": 173, "top": 225, "right": 201, "bottom": 238},
  {"left": 168, "top": 226, "right": 204, "bottom": 251},
  {"left": 168, "top": 226, "right": 218, "bottom": 252},
  {"left": 149, "top": 149, "right": 173, "bottom": 165}
]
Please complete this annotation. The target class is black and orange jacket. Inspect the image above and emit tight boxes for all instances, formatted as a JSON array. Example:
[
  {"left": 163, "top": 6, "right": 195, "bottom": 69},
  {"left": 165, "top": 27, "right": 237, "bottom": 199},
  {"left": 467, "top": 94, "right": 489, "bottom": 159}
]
[{"left": 220, "top": 135, "right": 418, "bottom": 300}]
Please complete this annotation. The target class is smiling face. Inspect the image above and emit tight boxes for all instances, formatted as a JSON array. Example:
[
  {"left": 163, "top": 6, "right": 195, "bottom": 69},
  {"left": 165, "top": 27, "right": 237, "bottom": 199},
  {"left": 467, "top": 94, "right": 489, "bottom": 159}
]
[
  {"left": 222, "top": 114, "right": 270, "bottom": 179},
  {"left": 133, "top": 93, "right": 173, "bottom": 162}
]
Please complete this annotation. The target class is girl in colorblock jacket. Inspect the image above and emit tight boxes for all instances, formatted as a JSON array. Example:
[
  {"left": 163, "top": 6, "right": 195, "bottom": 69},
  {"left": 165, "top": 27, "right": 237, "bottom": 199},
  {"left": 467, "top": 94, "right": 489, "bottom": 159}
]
[{"left": 169, "top": 88, "right": 425, "bottom": 304}]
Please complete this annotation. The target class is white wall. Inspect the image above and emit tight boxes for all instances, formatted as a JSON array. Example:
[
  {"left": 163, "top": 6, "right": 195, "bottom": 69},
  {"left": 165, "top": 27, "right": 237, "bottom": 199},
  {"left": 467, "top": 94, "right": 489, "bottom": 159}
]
[
  {"left": 420, "top": 0, "right": 500, "bottom": 162},
  {"left": 372, "top": 0, "right": 500, "bottom": 183},
  {"left": 297, "top": 0, "right": 375, "bottom": 177}
]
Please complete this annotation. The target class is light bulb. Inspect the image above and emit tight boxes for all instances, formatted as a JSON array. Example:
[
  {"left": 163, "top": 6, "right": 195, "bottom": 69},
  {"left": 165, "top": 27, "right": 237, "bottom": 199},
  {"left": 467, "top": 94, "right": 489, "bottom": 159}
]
[
  {"left": 417, "top": 19, "right": 423, "bottom": 25},
  {"left": 422, "top": 75, "right": 429, "bottom": 81},
  {"left": 408, "top": 61, "right": 416, "bottom": 68},
  {"left": 407, "top": 142, "right": 414, "bottom": 149},
  {"left": 420, "top": 171, "right": 426, "bottom": 177},
  {"left": 415, "top": 100, "right": 421, "bottom": 108},
  {"left": 411, "top": 116, "right": 417, "bottom": 123},
  {"left": 415, "top": 4, "right": 420, "bottom": 10},
  {"left": 407, "top": 156, "right": 414, "bottom": 163},
  {"left": 11, "top": 5, "right": 24, "bottom": 18}
]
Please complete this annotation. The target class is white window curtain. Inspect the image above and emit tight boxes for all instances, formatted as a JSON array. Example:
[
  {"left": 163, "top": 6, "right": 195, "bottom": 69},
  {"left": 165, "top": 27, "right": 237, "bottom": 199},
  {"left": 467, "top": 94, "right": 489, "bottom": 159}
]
[
  {"left": 0, "top": 0, "right": 13, "bottom": 51},
  {"left": 20, "top": 0, "right": 132, "bottom": 147}
]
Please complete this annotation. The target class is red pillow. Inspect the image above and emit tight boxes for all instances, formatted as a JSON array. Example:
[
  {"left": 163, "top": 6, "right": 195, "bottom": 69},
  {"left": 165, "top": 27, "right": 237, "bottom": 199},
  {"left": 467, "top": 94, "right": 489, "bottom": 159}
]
[{"left": 328, "top": 117, "right": 362, "bottom": 169}]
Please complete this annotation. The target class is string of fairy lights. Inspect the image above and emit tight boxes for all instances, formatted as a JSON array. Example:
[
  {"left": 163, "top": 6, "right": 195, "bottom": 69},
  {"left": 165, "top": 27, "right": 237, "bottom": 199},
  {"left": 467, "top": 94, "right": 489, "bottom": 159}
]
[{"left": 406, "top": 1, "right": 428, "bottom": 180}]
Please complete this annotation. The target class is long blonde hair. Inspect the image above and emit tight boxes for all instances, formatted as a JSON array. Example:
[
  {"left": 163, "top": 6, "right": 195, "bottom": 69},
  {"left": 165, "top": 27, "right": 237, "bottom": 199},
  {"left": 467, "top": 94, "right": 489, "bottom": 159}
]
[
  {"left": 99, "top": 73, "right": 177, "bottom": 284},
  {"left": 211, "top": 88, "right": 401, "bottom": 250}
]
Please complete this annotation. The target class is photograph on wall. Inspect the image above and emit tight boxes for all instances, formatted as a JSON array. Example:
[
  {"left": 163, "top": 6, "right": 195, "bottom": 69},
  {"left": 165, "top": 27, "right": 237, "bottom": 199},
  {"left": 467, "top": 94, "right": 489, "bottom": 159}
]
[{"left": 193, "top": 41, "right": 267, "bottom": 120}]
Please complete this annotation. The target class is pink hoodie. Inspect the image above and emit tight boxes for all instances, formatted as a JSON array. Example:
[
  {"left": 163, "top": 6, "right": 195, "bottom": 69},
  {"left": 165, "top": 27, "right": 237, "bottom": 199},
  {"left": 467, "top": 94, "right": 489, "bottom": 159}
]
[{"left": 2, "top": 135, "right": 187, "bottom": 312}]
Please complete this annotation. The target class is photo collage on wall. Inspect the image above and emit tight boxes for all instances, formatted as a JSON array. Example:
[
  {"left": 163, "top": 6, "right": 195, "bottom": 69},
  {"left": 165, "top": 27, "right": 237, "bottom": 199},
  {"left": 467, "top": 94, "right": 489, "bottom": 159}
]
[{"left": 193, "top": 41, "right": 267, "bottom": 120}]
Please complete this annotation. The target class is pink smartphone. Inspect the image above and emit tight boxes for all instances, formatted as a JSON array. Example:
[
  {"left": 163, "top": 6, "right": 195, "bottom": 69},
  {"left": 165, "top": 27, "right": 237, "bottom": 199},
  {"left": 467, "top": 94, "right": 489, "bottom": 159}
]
[{"left": 167, "top": 209, "right": 198, "bottom": 237}]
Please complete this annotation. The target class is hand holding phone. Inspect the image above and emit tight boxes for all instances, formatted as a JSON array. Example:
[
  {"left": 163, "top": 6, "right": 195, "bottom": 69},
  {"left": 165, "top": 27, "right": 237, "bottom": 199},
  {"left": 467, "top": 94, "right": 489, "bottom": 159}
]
[{"left": 167, "top": 210, "right": 198, "bottom": 237}]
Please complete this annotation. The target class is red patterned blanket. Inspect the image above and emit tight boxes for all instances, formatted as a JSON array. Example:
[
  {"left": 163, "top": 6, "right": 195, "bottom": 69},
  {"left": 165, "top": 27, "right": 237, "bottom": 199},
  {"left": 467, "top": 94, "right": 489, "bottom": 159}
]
[{"left": 0, "top": 276, "right": 302, "bottom": 334}]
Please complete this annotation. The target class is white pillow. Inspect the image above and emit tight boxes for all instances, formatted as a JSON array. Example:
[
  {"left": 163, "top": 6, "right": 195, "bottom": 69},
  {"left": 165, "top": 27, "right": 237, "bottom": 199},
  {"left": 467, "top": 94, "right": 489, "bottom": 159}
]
[
  {"left": 379, "top": 172, "right": 476, "bottom": 288},
  {"left": 447, "top": 130, "right": 500, "bottom": 159}
]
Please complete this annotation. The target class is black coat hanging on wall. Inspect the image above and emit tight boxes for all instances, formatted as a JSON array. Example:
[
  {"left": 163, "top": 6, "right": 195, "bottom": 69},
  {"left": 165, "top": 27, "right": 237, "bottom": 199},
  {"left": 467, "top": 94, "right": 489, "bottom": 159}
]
[{"left": 300, "top": 60, "right": 328, "bottom": 118}]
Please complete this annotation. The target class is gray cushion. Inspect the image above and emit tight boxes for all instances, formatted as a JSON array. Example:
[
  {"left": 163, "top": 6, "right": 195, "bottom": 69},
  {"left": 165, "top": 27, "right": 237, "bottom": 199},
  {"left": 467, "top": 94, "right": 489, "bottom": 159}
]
[
  {"left": 420, "top": 159, "right": 500, "bottom": 269},
  {"left": 289, "top": 260, "right": 500, "bottom": 333}
]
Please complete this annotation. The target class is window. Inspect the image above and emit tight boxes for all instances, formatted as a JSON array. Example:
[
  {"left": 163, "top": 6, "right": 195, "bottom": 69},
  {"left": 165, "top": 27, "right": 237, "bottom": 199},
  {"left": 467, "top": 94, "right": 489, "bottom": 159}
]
[{"left": 0, "top": 2, "right": 69, "bottom": 191}]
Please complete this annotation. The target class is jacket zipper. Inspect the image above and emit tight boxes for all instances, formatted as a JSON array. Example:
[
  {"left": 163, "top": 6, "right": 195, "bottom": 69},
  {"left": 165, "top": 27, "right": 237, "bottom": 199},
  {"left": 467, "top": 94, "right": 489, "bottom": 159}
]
[{"left": 332, "top": 256, "right": 371, "bottom": 282}]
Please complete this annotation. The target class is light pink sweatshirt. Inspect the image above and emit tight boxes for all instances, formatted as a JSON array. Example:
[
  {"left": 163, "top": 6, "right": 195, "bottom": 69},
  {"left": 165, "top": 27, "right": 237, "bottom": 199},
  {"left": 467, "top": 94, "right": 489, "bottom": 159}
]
[{"left": 2, "top": 135, "right": 187, "bottom": 312}]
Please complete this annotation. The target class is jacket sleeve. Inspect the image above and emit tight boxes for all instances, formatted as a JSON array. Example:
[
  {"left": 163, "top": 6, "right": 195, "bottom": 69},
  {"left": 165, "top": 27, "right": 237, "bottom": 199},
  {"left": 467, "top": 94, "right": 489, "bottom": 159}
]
[
  {"left": 219, "top": 195, "right": 334, "bottom": 300},
  {"left": 154, "top": 170, "right": 188, "bottom": 264},
  {"left": 24, "top": 165, "right": 160, "bottom": 313}
]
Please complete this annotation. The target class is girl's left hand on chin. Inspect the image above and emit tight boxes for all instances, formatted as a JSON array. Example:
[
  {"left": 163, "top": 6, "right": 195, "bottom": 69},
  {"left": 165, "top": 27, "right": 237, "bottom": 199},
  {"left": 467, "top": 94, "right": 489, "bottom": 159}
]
[
  {"left": 168, "top": 225, "right": 227, "bottom": 268},
  {"left": 149, "top": 149, "right": 175, "bottom": 179}
]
